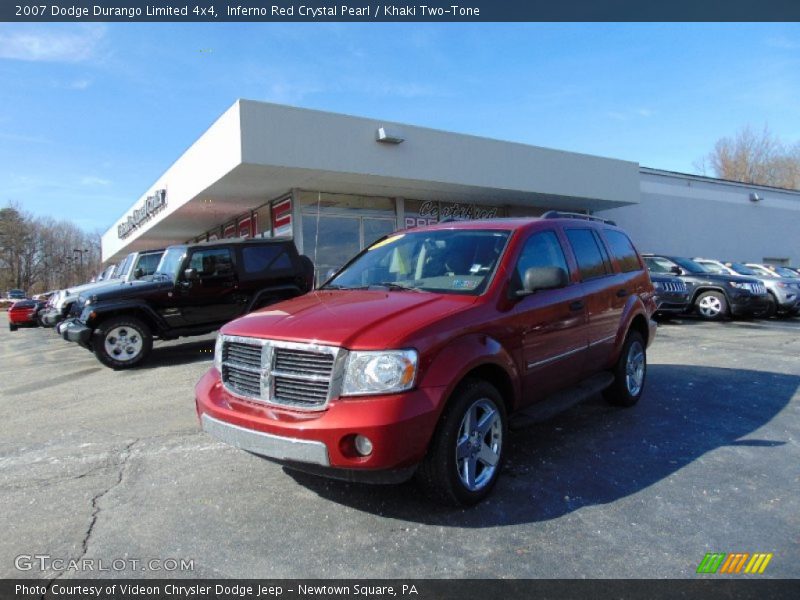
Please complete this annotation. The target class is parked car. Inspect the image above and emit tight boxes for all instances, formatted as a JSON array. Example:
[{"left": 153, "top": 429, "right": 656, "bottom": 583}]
[
  {"left": 197, "top": 214, "right": 657, "bottom": 506},
  {"left": 61, "top": 238, "right": 314, "bottom": 369},
  {"left": 43, "top": 249, "right": 164, "bottom": 328},
  {"left": 6, "top": 289, "right": 26, "bottom": 300},
  {"left": 7, "top": 299, "right": 46, "bottom": 331},
  {"left": 642, "top": 255, "right": 768, "bottom": 321},
  {"left": 642, "top": 260, "right": 689, "bottom": 319},
  {"left": 693, "top": 259, "right": 799, "bottom": 319}
]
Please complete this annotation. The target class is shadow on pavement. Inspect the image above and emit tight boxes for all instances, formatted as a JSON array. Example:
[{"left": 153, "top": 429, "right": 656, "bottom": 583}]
[
  {"left": 140, "top": 338, "right": 216, "bottom": 369},
  {"left": 285, "top": 364, "right": 797, "bottom": 526}
]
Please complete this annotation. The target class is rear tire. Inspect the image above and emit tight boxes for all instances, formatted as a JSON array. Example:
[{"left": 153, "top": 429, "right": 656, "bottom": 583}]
[
  {"left": 604, "top": 331, "right": 646, "bottom": 407},
  {"left": 694, "top": 291, "right": 729, "bottom": 321},
  {"left": 9, "top": 323, "right": 18, "bottom": 331},
  {"left": 93, "top": 315, "right": 152, "bottom": 369},
  {"left": 416, "top": 379, "right": 507, "bottom": 506}
]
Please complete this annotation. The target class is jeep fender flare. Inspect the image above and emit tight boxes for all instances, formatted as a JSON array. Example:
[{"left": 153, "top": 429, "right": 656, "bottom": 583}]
[
  {"left": 246, "top": 284, "right": 305, "bottom": 313},
  {"left": 418, "top": 333, "right": 521, "bottom": 417},
  {"left": 690, "top": 285, "right": 729, "bottom": 306},
  {"left": 86, "top": 301, "right": 169, "bottom": 334}
]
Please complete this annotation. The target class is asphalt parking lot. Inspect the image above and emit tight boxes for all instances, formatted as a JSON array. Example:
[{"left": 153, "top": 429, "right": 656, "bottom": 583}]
[{"left": 1, "top": 314, "right": 798, "bottom": 579}]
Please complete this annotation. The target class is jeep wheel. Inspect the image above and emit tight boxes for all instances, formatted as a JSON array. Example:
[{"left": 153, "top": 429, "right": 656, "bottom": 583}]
[
  {"left": 604, "top": 331, "right": 646, "bottom": 407},
  {"left": 93, "top": 316, "right": 152, "bottom": 369},
  {"left": 695, "top": 291, "right": 728, "bottom": 320},
  {"left": 9, "top": 323, "right": 17, "bottom": 332},
  {"left": 416, "top": 379, "right": 506, "bottom": 506}
]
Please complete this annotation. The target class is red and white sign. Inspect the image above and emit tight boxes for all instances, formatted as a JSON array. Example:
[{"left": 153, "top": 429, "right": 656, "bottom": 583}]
[
  {"left": 238, "top": 214, "right": 257, "bottom": 238},
  {"left": 224, "top": 223, "right": 236, "bottom": 239},
  {"left": 272, "top": 198, "right": 292, "bottom": 237}
]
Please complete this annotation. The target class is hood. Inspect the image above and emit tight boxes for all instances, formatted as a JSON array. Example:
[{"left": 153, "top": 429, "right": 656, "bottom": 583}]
[
  {"left": 649, "top": 273, "right": 683, "bottom": 284},
  {"left": 222, "top": 289, "right": 478, "bottom": 349},
  {"left": 680, "top": 272, "right": 760, "bottom": 284},
  {"left": 81, "top": 278, "right": 172, "bottom": 303},
  {"left": 62, "top": 278, "right": 122, "bottom": 299}
]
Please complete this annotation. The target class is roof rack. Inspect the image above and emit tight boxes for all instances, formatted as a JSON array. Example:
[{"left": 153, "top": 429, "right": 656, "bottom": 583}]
[{"left": 541, "top": 210, "right": 616, "bottom": 226}]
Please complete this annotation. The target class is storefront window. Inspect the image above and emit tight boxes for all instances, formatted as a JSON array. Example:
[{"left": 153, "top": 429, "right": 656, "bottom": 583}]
[{"left": 303, "top": 215, "right": 361, "bottom": 286}]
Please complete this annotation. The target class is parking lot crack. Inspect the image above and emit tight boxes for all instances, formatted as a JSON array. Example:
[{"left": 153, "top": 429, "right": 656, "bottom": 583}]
[{"left": 79, "top": 438, "right": 139, "bottom": 558}]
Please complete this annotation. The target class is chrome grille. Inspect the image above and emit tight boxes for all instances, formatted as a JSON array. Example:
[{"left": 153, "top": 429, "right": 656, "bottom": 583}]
[
  {"left": 222, "top": 364, "right": 261, "bottom": 397},
  {"left": 662, "top": 281, "right": 686, "bottom": 293},
  {"left": 748, "top": 282, "right": 767, "bottom": 295},
  {"left": 274, "top": 347, "right": 335, "bottom": 376},
  {"left": 219, "top": 336, "right": 342, "bottom": 411},
  {"left": 223, "top": 341, "right": 263, "bottom": 369}
]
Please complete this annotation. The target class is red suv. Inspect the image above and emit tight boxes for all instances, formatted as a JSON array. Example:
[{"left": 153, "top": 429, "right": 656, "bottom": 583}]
[{"left": 196, "top": 213, "right": 657, "bottom": 505}]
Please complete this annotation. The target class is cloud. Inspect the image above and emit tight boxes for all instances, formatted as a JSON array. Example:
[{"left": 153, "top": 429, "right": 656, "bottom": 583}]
[
  {"left": 0, "top": 25, "right": 105, "bottom": 63},
  {"left": 69, "top": 78, "right": 92, "bottom": 90},
  {"left": 0, "top": 131, "right": 51, "bottom": 144},
  {"left": 766, "top": 36, "right": 800, "bottom": 50},
  {"left": 607, "top": 108, "right": 656, "bottom": 121},
  {"left": 80, "top": 176, "right": 111, "bottom": 186}
]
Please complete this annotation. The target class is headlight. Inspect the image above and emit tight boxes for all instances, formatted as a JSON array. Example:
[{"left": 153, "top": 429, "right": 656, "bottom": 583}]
[
  {"left": 728, "top": 282, "right": 749, "bottom": 289},
  {"left": 83, "top": 298, "right": 92, "bottom": 306},
  {"left": 342, "top": 349, "right": 418, "bottom": 396},
  {"left": 652, "top": 281, "right": 663, "bottom": 290},
  {"left": 214, "top": 335, "right": 224, "bottom": 372},
  {"left": 776, "top": 282, "right": 788, "bottom": 288}
]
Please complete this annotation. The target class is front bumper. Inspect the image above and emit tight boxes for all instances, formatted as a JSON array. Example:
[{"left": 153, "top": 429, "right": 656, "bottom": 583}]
[
  {"left": 654, "top": 291, "right": 690, "bottom": 314},
  {"left": 40, "top": 308, "right": 64, "bottom": 327},
  {"left": 730, "top": 292, "right": 770, "bottom": 316},
  {"left": 60, "top": 318, "right": 92, "bottom": 346},
  {"left": 195, "top": 368, "right": 445, "bottom": 480}
]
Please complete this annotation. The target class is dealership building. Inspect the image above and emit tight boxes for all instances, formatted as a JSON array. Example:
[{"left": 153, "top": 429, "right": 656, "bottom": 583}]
[{"left": 103, "top": 99, "right": 800, "bottom": 275}]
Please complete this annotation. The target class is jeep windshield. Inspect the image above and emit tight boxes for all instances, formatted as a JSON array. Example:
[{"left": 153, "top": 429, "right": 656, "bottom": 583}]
[
  {"left": 323, "top": 229, "right": 510, "bottom": 295},
  {"left": 152, "top": 247, "right": 186, "bottom": 281}
]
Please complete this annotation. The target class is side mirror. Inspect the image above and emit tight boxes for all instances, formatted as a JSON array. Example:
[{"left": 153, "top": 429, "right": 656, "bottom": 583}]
[
  {"left": 184, "top": 268, "right": 199, "bottom": 281},
  {"left": 670, "top": 266, "right": 683, "bottom": 275},
  {"left": 517, "top": 267, "right": 568, "bottom": 297},
  {"left": 133, "top": 268, "right": 144, "bottom": 279}
]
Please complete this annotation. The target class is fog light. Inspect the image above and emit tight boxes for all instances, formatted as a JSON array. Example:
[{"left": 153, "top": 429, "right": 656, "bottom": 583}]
[{"left": 354, "top": 435, "right": 373, "bottom": 456}]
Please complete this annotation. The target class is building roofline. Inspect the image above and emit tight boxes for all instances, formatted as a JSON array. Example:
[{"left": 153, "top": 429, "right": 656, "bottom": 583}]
[{"left": 640, "top": 166, "right": 800, "bottom": 195}]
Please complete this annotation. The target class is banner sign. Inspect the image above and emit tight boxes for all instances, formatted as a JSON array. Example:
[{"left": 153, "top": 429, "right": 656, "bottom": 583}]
[
  {"left": 3, "top": 1, "right": 800, "bottom": 22},
  {"left": 117, "top": 188, "right": 167, "bottom": 239}
]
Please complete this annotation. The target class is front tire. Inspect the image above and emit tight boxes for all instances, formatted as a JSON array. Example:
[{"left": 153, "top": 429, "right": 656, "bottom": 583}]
[
  {"left": 416, "top": 379, "right": 507, "bottom": 506},
  {"left": 9, "top": 323, "right": 18, "bottom": 332},
  {"left": 93, "top": 316, "right": 152, "bottom": 369},
  {"left": 694, "top": 291, "right": 729, "bottom": 321},
  {"left": 604, "top": 331, "right": 646, "bottom": 407}
]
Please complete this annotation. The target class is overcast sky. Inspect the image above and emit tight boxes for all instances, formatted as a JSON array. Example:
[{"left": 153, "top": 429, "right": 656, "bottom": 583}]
[{"left": 1, "top": 22, "right": 799, "bottom": 232}]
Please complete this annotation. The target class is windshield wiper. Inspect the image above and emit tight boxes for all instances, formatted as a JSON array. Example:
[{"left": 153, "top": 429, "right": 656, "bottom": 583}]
[{"left": 375, "top": 282, "right": 427, "bottom": 292}]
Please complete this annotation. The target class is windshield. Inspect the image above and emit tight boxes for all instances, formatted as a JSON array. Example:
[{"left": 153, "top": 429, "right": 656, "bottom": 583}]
[
  {"left": 668, "top": 256, "right": 709, "bottom": 274},
  {"left": 116, "top": 254, "right": 134, "bottom": 279},
  {"left": 643, "top": 257, "right": 672, "bottom": 274},
  {"left": 154, "top": 247, "right": 187, "bottom": 281},
  {"left": 727, "top": 262, "right": 757, "bottom": 276},
  {"left": 325, "top": 229, "right": 510, "bottom": 295},
  {"left": 774, "top": 266, "right": 798, "bottom": 278}
]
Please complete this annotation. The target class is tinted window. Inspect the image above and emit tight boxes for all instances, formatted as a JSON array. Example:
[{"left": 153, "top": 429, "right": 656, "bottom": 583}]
[
  {"left": 189, "top": 248, "right": 233, "bottom": 277},
  {"left": 565, "top": 229, "right": 609, "bottom": 280},
  {"left": 242, "top": 245, "right": 292, "bottom": 274},
  {"left": 515, "top": 231, "right": 569, "bottom": 283},
  {"left": 135, "top": 253, "right": 163, "bottom": 277},
  {"left": 604, "top": 230, "right": 641, "bottom": 273}
]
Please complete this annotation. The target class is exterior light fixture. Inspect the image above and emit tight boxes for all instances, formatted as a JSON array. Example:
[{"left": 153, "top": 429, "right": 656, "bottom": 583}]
[
  {"left": 376, "top": 127, "right": 404, "bottom": 144},
  {"left": 749, "top": 193, "right": 761, "bottom": 202}
]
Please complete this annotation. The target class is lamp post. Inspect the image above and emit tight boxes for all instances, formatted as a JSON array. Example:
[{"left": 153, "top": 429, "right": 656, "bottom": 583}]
[{"left": 73, "top": 248, "right": 88, "bottom": 281}]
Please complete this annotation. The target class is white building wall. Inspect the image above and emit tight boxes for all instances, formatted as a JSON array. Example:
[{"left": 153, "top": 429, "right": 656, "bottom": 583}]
[
  {"left": 599, "top": 169, "right": 800, "bottom": 265},
  {"left": 101, "top": 102, "right": 243, "bottom": 261}
]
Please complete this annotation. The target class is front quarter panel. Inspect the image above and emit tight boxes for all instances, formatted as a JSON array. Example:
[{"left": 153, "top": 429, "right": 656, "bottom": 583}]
[{"left": 417, "top": 333, "right": 521, "bottom": 413}]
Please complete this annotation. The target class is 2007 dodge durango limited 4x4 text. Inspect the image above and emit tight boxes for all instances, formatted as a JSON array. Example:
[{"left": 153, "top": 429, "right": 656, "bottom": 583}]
[{"left": 196, "top": 214, "right": 657, "bottom": 505}]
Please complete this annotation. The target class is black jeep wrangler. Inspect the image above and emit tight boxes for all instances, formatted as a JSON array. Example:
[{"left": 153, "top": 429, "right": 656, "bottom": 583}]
[{"left": 62, "top": 238, "right": 313, "bottom": 369}]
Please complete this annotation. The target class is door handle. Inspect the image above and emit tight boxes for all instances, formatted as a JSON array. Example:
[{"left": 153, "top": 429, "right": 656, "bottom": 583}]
[
  {"left": 616, "top": 289, "right": 628, "bottom": 298},
  {"left": 569, "top": 300, "right": 584, "bottom": 311}
]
